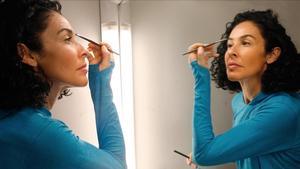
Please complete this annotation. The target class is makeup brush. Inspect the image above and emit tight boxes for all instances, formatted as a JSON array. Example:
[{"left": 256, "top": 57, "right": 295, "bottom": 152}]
[
  {"left": 75, "top": 33, "right": 120, "bottom": 56},
  {"left": 182, "top": 38, "right": 227, "bottom": 56},
  {"left": 174, "top": 150, "right": 190, "bottom": 158},
  {"left": 174, "top": 150, "right": 201, "bottom": 169}
]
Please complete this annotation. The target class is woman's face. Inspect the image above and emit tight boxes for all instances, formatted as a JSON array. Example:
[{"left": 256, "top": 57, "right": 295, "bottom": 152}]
[
  {"left": 225, "top": 21, "right": 269, "bottom": 82},
  {"left": 36, "top": 12, "right": 89, "bottom": 88}
]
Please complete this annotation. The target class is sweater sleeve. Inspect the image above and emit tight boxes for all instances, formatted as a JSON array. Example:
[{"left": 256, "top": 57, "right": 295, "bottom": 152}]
[
  {"left": 88, "top": 62, "right": 127, "bottom": 168},
  {"left": 29, "top": 62, "right": 127, "bottom": 169},
  {"left": 190, "top": 61, "right": 298, "bottom": 166}
]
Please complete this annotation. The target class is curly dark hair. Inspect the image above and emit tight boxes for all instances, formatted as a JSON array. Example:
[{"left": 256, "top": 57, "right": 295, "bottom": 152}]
[
  {"left": 210, "top": 9, "right": 300, "bottom": 93},
  {"left": 0, "top": 0, "right": 67, "bottom": 111}
]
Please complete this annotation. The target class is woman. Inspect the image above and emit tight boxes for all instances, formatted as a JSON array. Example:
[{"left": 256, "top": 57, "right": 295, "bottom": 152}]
[
  {"left": 0, "top": 0, "right": 126, "bottom": 169},
  {"left": 186, "top": 9, "right": 300, "bottom": 169}
]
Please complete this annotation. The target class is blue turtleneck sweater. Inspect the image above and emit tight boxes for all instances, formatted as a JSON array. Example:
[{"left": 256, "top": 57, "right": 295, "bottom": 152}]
[
  {"left": 0, "top": 63, "right": 127, "bottom": 169},
  {"left": 190, "top": 61, "right": 300, "bottom": 169}
]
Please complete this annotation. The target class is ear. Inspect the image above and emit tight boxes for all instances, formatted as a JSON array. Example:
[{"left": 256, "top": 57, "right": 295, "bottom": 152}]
[
  {"left": 17, "top": 43, "right": 38, "bottom": 67},
  {"left": 266, "top": 47, "right": 281, "bottom": 64}
]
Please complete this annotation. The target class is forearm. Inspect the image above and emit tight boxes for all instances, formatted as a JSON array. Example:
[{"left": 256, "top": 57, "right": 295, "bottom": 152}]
[
  {"left": 190, "top": 61, "right": 215, "bottom": 164},
  {"left": 190, "top": 61, "right": 247, "bottom": 165},
  {"left": 89, "top": 63, "right": 126, "bottom": 168}
]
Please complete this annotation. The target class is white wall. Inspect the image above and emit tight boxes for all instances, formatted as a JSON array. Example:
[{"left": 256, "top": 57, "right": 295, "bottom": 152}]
[
  {"left": 52, "top": 0, "right": 101, "bottom": 147},
  {"left": 130, "top": 1, "right": 300, "bottom": 169},
  {"left": 51, "top": 1, "right": 300, "bottom": 169},
  {"left": 54, "top": 2, "right": 137, "bottom": 169}
]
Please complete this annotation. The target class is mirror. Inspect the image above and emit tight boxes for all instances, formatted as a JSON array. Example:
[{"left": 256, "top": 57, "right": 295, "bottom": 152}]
[{"left": 53, "top": 1, "right": 300, "bottom": 169}]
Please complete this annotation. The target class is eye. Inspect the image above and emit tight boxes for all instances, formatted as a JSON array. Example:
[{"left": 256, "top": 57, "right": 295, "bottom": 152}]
[
  {"left": 64, "top": 36, "right": 72, "bottom": 42},
  {"left": 63, "top": 35, "right": 76, "bottom": 44},
  {"left": 227, "top": 43, "right": 233, "bottom": 48},
  {"left": 241, "top": 41, "right": 251, "bottom": 46}
]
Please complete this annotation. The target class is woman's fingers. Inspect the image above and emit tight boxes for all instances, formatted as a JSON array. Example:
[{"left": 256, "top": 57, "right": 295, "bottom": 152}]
[
  {"left": 86, "top": 52, "right": 95, "bottom": 63},
  {"left": 87, "top": 42, "right": 112, "bottom": 70},
  {"left": 186, "top": 156, "right": 192, "bottom": 165},
  {"left": 87, "top": 43, "right": 101, "bottom": 65},
  {"left": 185, "top": 153, "right": 196, "bottom": 169},
  {"left": 100, "top": 42, "right": 112, "bottom": 64},
  {"left": 187, "top": 43, "right": 204, "bottom": 63},
  {"left": 187, "top": 42, "right": 218, "bottom": 68},
  {"left": 187, "top": 43, "right": 208, "bottom": 68}
]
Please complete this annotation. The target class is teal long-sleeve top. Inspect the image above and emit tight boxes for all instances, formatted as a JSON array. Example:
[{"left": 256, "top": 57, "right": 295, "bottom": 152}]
[
  {"left": 190, "top": 61, "right": 300, "bottom": 169},
  {"left": 0, "top": 63, "right": 127, "bottom": 169}
]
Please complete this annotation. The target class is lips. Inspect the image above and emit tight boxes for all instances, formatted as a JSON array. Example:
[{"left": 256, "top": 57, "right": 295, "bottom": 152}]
[
  {"left": 77, "top": 64, "right": 87, "bottom": 70},
  {"left": 77, "top": 64, "right": 87, "bottom": 75},
  {"left": 227, "top": 61, "right": 242, "bottom": 69}
]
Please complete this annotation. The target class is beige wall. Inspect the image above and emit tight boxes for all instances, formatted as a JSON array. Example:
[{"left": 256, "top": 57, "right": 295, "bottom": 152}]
[
  {"left": 130, "top": 1, "right": 300, "bottom": 169},
  {"left": 52, "top": 1, "right": 300, "bottom": 169}
]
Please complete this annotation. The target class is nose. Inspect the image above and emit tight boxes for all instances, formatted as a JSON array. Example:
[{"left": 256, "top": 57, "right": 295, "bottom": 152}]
[
  {"left": 76, "top": 42, "right": 90, "bottom": 59},
  {"left": 226, "top": 44, "right": 237, "bottom": 58}
]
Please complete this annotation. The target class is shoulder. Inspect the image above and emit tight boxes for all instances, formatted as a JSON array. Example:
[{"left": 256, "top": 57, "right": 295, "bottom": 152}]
[
  {"left": 0, "top": 108, "right": 51, "bottom": 140},
  {"left": 0, "top": 108, "right": 100, "bottom": 167},
  {"left": 232, "top": 92, "right": 243, "bottom": 104},
  {"left": 231, "top": 92, "right": 244, "bottom": 113},
  {"left": 0, "top": 107, "right": 55, "bottom": 148},
  {"left": 256, "top": 92, "right": 300, "bottom": 122},
  {"left": 0, "top": 107, "right": 72, "bottom": 141},
  {"left": 263, "top": 92, "right": 300, "bottom": 111}
]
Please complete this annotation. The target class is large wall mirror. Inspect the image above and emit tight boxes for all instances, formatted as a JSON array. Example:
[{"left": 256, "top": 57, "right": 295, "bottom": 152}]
[{"left": 52, "top": 1, "right": 300, "bottom": 169}]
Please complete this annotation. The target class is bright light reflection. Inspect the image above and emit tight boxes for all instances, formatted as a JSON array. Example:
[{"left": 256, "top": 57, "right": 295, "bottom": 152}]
[{"left": 102, "top": 24, "right": 136, "bottom": 169}]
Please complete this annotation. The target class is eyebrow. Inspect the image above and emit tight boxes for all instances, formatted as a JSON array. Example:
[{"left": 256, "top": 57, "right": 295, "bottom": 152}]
[
  {"left": 56, "top": 28, "right": 73, "bottom": 35},
  {"left": 228, "top": 34, "right": 256, "bottom": 41}
]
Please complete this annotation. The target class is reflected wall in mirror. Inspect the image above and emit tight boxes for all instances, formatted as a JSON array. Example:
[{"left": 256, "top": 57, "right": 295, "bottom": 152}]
[{"left": 53, "top": 1, "right": 300, "bottom": 169}]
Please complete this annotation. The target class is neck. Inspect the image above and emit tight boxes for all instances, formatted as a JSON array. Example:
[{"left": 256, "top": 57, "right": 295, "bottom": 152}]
[
  {"left": 45, "top": 83, "right": 62, "bottom": 110},
  {"left": 239, "top": 77, "right": 262, "bottom": 104}
]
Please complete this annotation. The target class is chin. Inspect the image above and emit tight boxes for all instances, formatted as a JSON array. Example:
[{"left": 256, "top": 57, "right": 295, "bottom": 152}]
[
  {"left": 71, "top": 78, "right": 88, "bottom": 87},
  {"left": 78, "top": 80, "right": 88, "bottom": 87},
  {"left": 228, "top": 77, "right": 239, "bottom": 82},
  {"left": 226, "top": 72, "right": 241, "bottom": 82}
]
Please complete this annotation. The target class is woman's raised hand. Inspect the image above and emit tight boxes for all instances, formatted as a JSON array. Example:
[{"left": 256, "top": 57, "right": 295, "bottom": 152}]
[
  {"left": 87, "top": 42, "right": 112, "bottom": 71},
  {"left": 186, "top": 153, "right": 199, "bottom": 169},
  {"left": 187, "top": 43, "right": 218, "bottom": 68}
]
